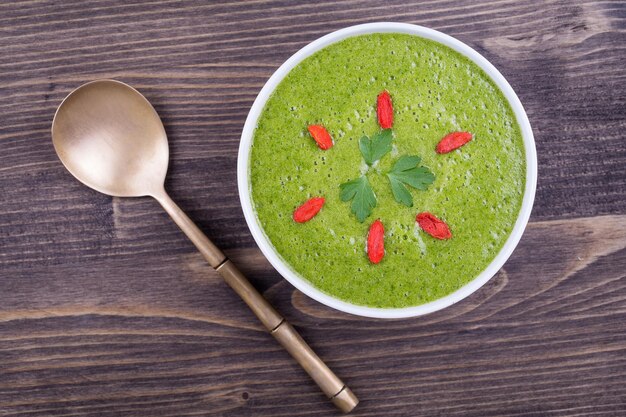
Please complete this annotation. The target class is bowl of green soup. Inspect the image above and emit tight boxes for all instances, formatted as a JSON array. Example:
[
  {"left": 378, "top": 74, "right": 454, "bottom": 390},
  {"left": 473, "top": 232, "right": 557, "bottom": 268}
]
[{"left": 238, "top": 22, "right": 537, "bottom": 318}]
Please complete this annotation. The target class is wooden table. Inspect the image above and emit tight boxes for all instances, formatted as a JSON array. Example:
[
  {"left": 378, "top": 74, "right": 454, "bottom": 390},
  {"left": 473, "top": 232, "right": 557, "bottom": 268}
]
[{"left": 1, "top": 1, "right": 625, "bottom": 416}]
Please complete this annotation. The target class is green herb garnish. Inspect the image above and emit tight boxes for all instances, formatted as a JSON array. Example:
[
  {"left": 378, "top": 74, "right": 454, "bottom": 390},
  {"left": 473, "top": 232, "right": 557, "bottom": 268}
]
[
  {"left": 359, "top": 129, "right": 393, "bottom": 166},
  {"left": 387, "top": 155, "right": 435, "bottom": 207},
  {"left": 339, "top": 176, "right": 377, "bottom": 222}
]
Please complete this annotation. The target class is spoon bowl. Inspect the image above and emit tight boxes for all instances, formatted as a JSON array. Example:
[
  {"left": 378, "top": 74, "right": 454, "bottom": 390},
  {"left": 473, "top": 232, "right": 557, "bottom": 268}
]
[{"left": 52, "top": 80, "right": 169, "bottom": 197}]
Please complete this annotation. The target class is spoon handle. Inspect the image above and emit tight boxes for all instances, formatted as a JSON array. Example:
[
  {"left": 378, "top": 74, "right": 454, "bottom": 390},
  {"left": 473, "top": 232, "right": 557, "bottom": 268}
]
[{"left": 154, "top": 190, "right": 358, "bottom": 413}]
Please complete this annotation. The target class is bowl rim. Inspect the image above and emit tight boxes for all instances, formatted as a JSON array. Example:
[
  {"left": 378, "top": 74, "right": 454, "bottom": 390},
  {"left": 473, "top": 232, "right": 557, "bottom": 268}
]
[{"left": 237, "top": 22, "right": 537, "bottom": 319}]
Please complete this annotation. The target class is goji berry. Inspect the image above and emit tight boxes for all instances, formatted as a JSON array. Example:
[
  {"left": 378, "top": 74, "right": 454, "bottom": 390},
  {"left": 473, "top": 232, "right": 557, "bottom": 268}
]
[
  {"left": 293, "top": 197, "right": 325, "bottom": 223},
  {"left": 307, "top": 125, "right": 334, "bottom": 150},
  {"left": 377, "top": 90, "right": 393, "bottom": 129},
  {"left": 436, "top": 131, "right": 472, "bottom": 154},
  {"left": 367, "top": 219, "right": 385, "bottom": 264},
  {"left": 416, "top": 212, "right": 452, "bottom": 240}
]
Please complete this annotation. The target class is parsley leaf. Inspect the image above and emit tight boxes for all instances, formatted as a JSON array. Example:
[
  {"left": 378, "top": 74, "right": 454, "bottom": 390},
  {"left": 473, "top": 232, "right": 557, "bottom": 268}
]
[
  {"left": 339, "top": 176, "right": 377, "bottom": 222},
  {"left": 387, "top": 155, "right": 435, "bottom": 207},
  {"left": 359, "top": 129, "right": 393, "bottom": 165}
]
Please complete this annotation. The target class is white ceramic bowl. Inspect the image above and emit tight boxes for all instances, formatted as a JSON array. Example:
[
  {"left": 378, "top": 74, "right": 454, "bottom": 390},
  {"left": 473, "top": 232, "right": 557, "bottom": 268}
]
[{"left": 238, "top": 22, "right": 537, "bottom": 319}]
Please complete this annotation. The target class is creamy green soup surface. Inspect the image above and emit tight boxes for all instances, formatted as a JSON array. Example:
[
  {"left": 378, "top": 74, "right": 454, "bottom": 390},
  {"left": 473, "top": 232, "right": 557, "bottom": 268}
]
[{"left": 249, "top": 33, "right": 525, "bottom": 308}]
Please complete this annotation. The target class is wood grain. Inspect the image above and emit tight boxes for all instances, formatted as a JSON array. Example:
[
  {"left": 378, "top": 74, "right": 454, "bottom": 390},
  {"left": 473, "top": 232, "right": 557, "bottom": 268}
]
[{"left": 0, "top": 0, "right": 625, "bottom": 416}]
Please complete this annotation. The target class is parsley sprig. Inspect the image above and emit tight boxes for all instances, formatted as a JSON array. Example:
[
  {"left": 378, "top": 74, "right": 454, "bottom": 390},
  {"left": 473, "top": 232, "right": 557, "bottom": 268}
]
[
  {"left": 359, "top": 129, "right": 392, "bottom": 166},
  {"left": 339, "top": 176, "right": 376, "bottom": 223},
  {"left": 387, "top": 155, "right": 435, "bottom": 207}
]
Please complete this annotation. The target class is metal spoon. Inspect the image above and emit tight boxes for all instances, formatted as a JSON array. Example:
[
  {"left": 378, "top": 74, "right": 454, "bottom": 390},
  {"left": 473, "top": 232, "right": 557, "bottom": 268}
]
[{"left": 51, "top": 79, "right": 357, "bottom": 413}]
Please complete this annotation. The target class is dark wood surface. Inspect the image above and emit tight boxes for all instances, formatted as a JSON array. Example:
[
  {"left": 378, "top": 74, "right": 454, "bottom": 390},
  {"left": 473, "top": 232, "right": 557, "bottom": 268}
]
[{"left": 1, "top": 1, "right": 625, "bottom": 416}]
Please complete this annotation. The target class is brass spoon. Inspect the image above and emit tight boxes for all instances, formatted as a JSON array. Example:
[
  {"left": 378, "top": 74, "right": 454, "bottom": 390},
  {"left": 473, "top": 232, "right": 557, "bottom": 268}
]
[{"left": 52, "top": 80, "right": 358, "bottom": 413}]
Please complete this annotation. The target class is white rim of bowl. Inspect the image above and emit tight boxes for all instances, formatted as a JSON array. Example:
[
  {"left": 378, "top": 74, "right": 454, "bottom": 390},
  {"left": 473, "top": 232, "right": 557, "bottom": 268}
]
[{"left": 238, "top": 22, "right": 537, "bottom": 319}]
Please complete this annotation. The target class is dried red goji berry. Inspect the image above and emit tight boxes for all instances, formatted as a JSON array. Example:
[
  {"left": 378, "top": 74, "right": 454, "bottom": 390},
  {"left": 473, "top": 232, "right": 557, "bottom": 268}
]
[
  {"left": 307, "top": 125, "right": 334, "bottom": 150},
  {"left": 436, "top": 131, "right": 472, "bottom": 154},
  {"left": 293, "top": 197, "right": 325, "bottom": 223},
  {"left": 377, "top": 90, "right": 393, "bottom": 129},
  {"left": 416, "top": 212, "right": 452, "bottom": 240},
  {"left": 367, "top": 219, "right": 385, "bottom": 264}
]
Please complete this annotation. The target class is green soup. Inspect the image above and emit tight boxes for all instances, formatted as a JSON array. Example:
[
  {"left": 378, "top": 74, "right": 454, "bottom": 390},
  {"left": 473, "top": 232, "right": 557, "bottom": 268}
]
[{"left": 249, "top": 33, "right": 525, "bottom": 308}]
